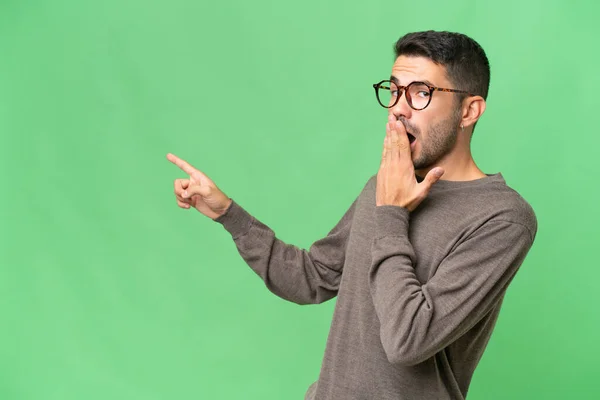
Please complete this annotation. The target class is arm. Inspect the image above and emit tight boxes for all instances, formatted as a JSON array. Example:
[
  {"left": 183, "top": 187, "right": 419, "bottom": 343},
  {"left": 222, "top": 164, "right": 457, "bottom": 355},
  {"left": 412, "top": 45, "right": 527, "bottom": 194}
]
[
  {"left": 213, "top": 194, "right": 359, "bottom": 305},
  {"left": 369, "top": 205, "right": 536, "bottom": 366},
  {"left": 166, "top": 152, "right": 359, "bottom": 304}
]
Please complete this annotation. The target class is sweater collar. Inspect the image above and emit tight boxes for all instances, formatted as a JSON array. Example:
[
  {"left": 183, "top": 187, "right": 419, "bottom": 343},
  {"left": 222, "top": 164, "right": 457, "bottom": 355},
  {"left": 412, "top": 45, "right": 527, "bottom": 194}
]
[{"left": 416, "top": 172, "right": 505, "bottom": 190}]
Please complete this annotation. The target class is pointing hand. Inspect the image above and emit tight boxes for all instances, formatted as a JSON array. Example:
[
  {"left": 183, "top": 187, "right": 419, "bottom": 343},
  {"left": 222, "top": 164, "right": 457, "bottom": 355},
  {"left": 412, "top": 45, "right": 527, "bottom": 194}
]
[{"left": 167, "top": 153, "right": 233, "bottom": 220}]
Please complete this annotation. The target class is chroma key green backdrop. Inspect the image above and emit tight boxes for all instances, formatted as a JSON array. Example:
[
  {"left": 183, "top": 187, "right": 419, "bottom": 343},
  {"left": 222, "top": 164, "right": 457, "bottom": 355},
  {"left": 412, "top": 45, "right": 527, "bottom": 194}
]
[{"left": 0, "top": 0, "right": 598, "bottom": 399}]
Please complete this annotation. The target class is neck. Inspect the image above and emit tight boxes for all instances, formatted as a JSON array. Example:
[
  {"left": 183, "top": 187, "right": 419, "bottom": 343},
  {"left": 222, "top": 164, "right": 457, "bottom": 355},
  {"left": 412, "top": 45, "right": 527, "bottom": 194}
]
[{"left": 415, "top": 140, "right": 486, "bottom": 181}]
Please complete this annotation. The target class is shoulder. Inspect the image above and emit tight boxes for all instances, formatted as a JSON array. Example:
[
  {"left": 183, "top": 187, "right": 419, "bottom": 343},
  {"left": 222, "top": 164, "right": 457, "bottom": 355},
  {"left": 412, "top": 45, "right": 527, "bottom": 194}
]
[
  {"left": 476, "top": 179, "right": 538, "bottom": 243},
  {"left": 421, "top": 173, "right": 538, "bottom": 243}
]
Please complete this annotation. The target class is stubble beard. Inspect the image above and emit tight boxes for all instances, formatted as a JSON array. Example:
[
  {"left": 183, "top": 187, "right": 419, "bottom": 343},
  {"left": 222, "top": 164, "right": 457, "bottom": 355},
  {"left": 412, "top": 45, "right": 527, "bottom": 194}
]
[{"left": 410, "top": 107, "right": 462, "bottom": 171}]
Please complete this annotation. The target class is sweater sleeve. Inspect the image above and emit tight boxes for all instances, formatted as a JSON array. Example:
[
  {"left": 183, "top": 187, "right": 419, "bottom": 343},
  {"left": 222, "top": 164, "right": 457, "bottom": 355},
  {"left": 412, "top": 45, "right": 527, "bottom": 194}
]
[
  {"left": 368, "top": 205, "right": 536, "bottom": 366},
  {"left": 212, "top": 195, "right": 359, "bottom": 305}
]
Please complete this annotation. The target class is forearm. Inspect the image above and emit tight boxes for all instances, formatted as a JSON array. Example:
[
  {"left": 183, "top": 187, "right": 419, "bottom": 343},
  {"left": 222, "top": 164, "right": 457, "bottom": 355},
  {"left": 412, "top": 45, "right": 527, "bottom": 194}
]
[{"left": 214, "top": 199, "right": 352, "bottom": 305}]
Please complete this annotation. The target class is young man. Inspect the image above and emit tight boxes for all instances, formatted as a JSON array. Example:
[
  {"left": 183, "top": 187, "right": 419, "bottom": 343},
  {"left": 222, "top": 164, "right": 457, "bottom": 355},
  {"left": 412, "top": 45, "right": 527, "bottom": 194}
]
[{"left": 167, "top": 30, "right": 537, "bottom": 400}]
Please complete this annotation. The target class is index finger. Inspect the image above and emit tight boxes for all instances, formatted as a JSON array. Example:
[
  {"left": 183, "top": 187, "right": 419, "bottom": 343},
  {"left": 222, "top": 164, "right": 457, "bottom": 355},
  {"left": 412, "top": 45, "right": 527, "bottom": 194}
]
[
  {"left": 166, "top": 153, "right": 200, "bottom": 177},
  {"left": 392, "top": 120, "right": 411, "bottom": 158}
]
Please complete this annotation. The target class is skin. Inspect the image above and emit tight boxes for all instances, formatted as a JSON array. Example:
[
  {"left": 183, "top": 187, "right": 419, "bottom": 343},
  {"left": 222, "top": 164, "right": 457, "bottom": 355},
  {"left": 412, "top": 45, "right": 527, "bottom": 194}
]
[
  {"left": 376, "top": 55, "right": 487, "bottom": 211},
  {"left": 167, "top": 55, "right": 487, "bottom": 217},
  {"left": 166, "top": 153, "right": 232, "bottom": 220}
]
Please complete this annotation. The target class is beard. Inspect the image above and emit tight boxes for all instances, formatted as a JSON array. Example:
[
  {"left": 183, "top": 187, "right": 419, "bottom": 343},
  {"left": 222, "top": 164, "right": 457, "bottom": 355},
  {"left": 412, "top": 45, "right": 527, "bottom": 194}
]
[{"left": 402, "top": 107, "right": 463, "bottom": 170}]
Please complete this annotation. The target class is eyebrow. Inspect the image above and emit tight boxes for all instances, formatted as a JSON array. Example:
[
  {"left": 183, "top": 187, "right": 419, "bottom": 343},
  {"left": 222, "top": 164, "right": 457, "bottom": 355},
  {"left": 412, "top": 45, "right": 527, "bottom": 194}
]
[{"left": 390, "top": 75, "right": 436, "bottom": 87}]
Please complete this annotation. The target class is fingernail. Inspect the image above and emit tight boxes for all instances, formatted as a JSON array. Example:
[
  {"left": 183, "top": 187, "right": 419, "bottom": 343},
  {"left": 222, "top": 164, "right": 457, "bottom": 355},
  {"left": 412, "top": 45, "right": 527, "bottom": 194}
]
[{"left": 183, "top": 190, "right": 188, "bottom": 198}]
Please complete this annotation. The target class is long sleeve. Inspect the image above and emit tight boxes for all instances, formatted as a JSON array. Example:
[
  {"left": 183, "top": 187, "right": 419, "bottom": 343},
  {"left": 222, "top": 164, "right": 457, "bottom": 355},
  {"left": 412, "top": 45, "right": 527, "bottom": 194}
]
[
  {"left": 368, "top": 205, "right": 536, "bottom": 366},
  {"left": 213, "top": 195, "right": 359, "bottom": 305}
]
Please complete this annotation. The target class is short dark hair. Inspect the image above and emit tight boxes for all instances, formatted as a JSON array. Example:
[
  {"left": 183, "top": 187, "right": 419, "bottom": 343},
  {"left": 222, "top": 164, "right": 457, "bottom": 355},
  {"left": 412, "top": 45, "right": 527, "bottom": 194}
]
[{"left": 394, "top": 31, "right": 490, "bottom": 101}]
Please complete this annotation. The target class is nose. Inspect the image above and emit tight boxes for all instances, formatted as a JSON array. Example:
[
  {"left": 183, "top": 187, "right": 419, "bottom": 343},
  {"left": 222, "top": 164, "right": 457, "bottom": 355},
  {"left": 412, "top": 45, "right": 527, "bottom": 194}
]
[{"left": 389, "top": 89, "right": 413, "bottom": 121}]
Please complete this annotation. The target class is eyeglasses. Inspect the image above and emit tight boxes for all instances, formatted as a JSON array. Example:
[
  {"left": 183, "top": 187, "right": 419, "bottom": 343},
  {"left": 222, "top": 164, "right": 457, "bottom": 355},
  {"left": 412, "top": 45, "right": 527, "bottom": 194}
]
[{"left": 372, "top": 80, "right": 474, "bottom": 110}]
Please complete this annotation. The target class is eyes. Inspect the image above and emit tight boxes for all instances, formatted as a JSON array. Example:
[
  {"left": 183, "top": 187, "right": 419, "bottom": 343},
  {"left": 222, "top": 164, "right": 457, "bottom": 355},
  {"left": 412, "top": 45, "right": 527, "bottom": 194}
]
[{"left": 390, "top": 87, "right": 431, "bottom": 98}]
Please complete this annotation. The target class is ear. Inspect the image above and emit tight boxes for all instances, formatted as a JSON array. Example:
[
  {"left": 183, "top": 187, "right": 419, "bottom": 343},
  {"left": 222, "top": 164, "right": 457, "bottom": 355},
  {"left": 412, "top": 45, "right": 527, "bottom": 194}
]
[{"left": 460, "top": 96, "right": 486, "bottom": 129}]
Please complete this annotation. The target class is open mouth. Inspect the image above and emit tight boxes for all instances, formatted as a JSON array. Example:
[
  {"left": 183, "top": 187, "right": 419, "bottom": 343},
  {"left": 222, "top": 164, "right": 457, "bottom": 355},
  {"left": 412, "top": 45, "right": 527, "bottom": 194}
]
[{"left": 407, "top": 133, "right": 416, "bottom": 144}]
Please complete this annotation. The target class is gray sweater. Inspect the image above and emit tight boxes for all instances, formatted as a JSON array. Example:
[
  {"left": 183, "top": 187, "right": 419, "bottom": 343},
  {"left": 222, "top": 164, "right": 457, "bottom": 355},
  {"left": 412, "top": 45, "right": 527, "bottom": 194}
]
[{"left": 213, "top": 172, "right": 537, "bottom": 399}]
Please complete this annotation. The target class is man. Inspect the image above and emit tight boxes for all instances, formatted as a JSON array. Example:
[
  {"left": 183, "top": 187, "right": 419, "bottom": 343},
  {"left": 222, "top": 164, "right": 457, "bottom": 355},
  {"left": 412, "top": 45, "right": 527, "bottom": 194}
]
[{"left": 167, "top": 30, "right": 537, "bottom": 400}]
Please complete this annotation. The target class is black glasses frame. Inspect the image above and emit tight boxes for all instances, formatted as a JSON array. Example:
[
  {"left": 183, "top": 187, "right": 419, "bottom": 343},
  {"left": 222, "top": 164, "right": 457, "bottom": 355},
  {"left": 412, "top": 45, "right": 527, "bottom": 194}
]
[{"left": 372, "top": 80, "right": 475, "bottom": 110}]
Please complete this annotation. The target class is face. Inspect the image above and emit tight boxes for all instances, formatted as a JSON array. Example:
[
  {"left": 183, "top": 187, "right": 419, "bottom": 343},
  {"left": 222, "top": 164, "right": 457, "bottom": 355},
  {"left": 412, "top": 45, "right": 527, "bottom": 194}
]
[{"left": 388, "top": 55, "right": 463, "bottom": 170}]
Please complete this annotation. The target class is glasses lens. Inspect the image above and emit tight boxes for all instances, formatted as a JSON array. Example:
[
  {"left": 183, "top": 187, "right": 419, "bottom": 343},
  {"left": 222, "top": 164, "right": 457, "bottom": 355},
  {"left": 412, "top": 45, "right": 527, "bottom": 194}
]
[
  {"left": 376, "top": 81, "right": 399, "bottom": 108},
  {"left": 407, "top": 82, "right": 431, "bottom": 110}
]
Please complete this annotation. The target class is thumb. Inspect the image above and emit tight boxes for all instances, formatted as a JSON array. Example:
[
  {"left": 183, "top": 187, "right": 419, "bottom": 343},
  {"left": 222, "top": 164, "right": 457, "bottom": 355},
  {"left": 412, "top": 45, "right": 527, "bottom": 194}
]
[
  {"left": 423, "top": 168, "right": 445, "bottom": 189},
  {"left": 182, "top": 184, "right": 210, "bottom": 199}
]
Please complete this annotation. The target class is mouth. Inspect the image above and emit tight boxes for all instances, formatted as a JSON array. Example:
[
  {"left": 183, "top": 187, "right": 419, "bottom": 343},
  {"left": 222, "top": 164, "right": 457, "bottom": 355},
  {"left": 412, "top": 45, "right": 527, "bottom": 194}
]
[{"left": 407, "top": 132, "right": 416, "bottom": 144}]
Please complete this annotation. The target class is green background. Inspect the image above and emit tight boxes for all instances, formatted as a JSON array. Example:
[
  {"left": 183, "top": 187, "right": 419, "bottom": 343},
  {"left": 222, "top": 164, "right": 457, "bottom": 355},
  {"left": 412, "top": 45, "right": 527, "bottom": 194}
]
[{"left": 1, "top": 0, "right": 598, "bottom": 398}]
